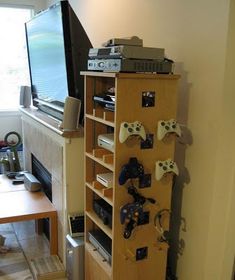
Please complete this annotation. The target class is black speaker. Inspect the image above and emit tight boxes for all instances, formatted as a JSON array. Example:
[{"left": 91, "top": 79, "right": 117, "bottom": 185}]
[{"left": 19, "top": 86, "right": 31, "bottom": 108}]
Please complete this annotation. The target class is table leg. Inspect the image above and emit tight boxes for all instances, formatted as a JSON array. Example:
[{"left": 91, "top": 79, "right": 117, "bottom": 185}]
[{"left": 49, "top": 214, "right": 58, "bottom": 255}]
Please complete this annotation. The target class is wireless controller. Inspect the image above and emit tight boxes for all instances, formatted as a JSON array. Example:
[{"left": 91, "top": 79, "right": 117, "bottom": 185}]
[
  {"left": 118, "top": 157, "right": 144, "bottom": 185},
  {"left": 157, "top": 119, "right": 181, "bottom": 140},
  {"left": 155, "top": 159, "right": 179, "bottom": 181},
  {"left": 119, "top": 121, "right": 146, "bottom": 143}
]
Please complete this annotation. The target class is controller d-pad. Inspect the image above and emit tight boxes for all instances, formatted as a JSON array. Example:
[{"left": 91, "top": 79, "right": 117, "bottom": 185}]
[{"left": 128, "top": 128, "right": 133, "bottom": 132}]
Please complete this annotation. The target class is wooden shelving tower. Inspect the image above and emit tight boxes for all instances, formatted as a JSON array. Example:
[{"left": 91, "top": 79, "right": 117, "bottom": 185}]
[{"left": 82, "top": 71, "right": 180, "bottom": 280}]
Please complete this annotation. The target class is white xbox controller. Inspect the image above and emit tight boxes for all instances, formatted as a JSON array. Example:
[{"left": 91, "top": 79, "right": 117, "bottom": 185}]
[
  {"left": 119, "top": 121, "right": 146, "bottom": 143},
  {"left": 157, "top": 119, "right": 181, "bottom": 140},
  {"left": 155, "top": 159, "right": 179, "bottom": 181}
]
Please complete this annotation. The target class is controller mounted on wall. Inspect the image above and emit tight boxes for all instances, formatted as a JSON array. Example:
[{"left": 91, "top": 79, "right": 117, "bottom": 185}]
[
  {"left": 119, "top": 121, "right": 146, "bottom": 143},
  {"left": 157, "top": 119, "right": 181, "bottom": 141}
]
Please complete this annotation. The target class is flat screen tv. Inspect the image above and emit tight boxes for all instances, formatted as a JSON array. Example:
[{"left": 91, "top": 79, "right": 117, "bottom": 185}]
[{"left": 25, "top": 0, "right": 92, "bottom": 125}]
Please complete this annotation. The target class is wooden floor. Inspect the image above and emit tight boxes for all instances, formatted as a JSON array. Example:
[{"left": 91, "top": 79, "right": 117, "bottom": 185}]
[{"left": 0, "top": 221, "right": 68, "bottom": 280}]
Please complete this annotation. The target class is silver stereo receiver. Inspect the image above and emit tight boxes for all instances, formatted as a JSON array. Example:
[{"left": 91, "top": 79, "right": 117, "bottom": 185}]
[{"left": 88, "top": 58, "right": 173, "bottom": 73}]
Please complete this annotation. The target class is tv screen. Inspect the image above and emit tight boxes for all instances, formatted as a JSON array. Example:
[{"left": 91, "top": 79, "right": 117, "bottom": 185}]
[{"left": 25, "top": 0, "right": 92, "bottom": 124}]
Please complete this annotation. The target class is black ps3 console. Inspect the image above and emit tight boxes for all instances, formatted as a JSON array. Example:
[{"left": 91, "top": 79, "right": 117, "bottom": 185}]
[{"left": 93, "top": 199, "right": 112, "bottom": 228}]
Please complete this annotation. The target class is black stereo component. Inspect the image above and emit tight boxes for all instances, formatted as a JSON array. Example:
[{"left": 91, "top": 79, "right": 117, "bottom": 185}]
[{"left": 93, "top": 199, "right": 112, "bottom": 229}]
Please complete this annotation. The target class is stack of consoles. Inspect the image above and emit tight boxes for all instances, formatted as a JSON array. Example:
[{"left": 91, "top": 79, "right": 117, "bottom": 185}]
[{"left": 88, "top": 36, "right": 173, "bottom": 73}]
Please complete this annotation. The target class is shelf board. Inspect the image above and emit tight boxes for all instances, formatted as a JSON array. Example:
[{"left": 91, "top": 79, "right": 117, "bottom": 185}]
[
  {"left": 85, "top": 113, "right": 115, "bottom": 127},
  {"left": 86, "top": 152, "right": 114, "bottom": 171},
  {"left": 86, "top": 182, "right": 113, "bottom": 206},
  {"left": 86, "top": 210, "right": 113, "bottom": 239},
  {"left": 85, "top": 242, "right": 112, "bottom": 277}
]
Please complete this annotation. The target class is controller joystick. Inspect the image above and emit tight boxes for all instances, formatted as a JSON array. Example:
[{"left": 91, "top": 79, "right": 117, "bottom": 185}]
[
  {"left": 119, "top": 157, "right": 144, "bottom": 185},
  {"left": 155, "top": 159, "right": 179, "bottom": 181},
  {"left": 157, "top": 119, "right": 181, "bottom": 140},
  {"left": 119, "top": 121, "right": 146, "bottom": 143}
]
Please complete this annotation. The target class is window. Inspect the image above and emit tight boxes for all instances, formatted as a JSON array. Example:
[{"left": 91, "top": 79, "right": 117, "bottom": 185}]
[{"left": 0, "top": 5, "right": 33, "bottom": 110}]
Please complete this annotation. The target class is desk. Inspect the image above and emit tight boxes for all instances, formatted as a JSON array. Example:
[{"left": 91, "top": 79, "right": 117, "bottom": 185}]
[{"left": 0, "top": 175, "right": 58, "bottom": 255}]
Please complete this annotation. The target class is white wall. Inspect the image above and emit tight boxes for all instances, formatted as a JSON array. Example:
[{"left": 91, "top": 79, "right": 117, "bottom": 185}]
[
  {"left": 0, "top": 0, "right": 47, "bottom": 140},
  {"left": 46, "top": 0, "right": 234, "bottom": 279}
]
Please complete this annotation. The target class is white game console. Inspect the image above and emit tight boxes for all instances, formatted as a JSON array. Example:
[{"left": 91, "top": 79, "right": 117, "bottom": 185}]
[
  {"left": 96, "top": 172, "right": 113, "bottom": 188},
  {"left": 98, "top": 133, "right": 114, "bottom": 152}
]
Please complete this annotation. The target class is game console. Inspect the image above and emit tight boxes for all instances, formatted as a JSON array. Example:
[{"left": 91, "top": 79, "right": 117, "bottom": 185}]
[
  {"left": 93, "top": 95, "right": 115, "bottom": 111},
  {"left": 93, "top": 198, "right": 113, "bottom": 228},
  {"left": 89, "top": 45, "right": 165, "bottom": 60},
  {"left": 88, "top": 58, "right": 173, "bottom": 73},
  {"left": 96, "top": 172, "right": 113, "bottom": 188},
  {"left": 88, "top": 229, "right": 112, "bottom": 264},
  {"left": 98, "top": 133, "right": 114, "bottom": 152},
  {"left": 103, "top": 36, "right": 143, "bottom": 47}
]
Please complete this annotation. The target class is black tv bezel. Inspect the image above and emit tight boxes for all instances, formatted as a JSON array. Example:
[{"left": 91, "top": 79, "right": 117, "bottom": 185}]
[{"left": 25, "top": 0, "right": 92, "bottom": 125}]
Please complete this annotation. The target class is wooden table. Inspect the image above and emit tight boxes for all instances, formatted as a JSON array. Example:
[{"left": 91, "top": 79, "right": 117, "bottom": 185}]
[{"left": 0, "top": 174, "right": 58, "bottom": 255}]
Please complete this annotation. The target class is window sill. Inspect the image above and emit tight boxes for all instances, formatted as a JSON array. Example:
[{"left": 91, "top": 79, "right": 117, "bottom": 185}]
[{"left": 0, "top": 108, "right": 21, "bottom": 117}]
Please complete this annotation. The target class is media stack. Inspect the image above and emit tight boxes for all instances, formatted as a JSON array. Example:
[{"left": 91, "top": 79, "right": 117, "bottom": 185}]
[{"left": 87, "top": 36, "right": 173, "bottom": 73}]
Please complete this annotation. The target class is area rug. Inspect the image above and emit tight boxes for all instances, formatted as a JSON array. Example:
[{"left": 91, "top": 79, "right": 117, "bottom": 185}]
[{"left": 0, "top": 223, "right": 33, "bottom": 280}]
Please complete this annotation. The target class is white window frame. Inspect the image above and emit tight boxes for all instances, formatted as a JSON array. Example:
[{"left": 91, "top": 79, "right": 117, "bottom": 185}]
[{"left": 0, "top": 4, "right": 34, "bottom": 115}]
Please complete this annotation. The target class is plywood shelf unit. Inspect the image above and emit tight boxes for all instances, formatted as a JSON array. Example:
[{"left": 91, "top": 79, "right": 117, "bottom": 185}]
[{"left": 82, "top": 71, "right": 180, "bottom": 280}]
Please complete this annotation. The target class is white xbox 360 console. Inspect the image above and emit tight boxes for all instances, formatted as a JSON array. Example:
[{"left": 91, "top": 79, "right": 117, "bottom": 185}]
[
  {"left": 96, "top": 172, "right": 113, "bottom": 188},
  {"left": 98, "top": 133, "right": 114, "bottom": 152}
]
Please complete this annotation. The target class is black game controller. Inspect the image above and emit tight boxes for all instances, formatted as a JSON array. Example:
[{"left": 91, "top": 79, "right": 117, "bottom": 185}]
[
  {"left": 118, "top": 157, "right": 144, "bottom": 185},
  {"left": 120, "top": 202, "right": 144, "bottom": 239},
  {"left": 120, "top": 202, "right": 144, "bottom": 224}
]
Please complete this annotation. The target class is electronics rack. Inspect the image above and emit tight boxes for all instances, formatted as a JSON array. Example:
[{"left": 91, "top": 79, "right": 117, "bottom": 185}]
[{"left": 82, "top": 71, "right": 180, "bottom": 280}]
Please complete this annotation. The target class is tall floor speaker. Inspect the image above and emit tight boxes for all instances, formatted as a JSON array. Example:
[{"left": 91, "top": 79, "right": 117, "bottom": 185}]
[
  {"left": 61, "top": 96, "right": 81, "bottom": 130},
  {"left": 66, "top": 234, "right": 84, "bottom": 280},
  {"left": 19, "top": 86, "right": 31, "bottom": 108}
]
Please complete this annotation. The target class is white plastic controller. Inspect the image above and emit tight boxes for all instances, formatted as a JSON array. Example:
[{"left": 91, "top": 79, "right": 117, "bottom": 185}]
[
  {"left": 157, "top": 119, "right": 181, "bottom": 140},
  {"left": 119, "top": 121, "right": 146, "bottom": 143},
  {"left": 155, "top": 159, "right": 179, "bottom": 181}
]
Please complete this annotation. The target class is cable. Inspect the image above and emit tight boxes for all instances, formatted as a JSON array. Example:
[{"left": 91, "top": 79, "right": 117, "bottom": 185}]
[{"left": 154, "top": 209, "right": 170, "bottom": 243}]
